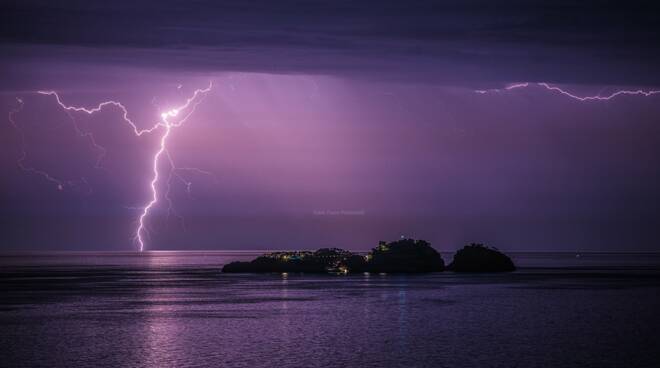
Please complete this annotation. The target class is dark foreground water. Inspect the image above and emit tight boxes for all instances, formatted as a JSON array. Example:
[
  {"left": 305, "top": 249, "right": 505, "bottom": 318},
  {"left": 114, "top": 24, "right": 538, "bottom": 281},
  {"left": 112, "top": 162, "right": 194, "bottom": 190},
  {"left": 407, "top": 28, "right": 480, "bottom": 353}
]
[{"left": 1, "top": 252, "right": 660, "bottom": 368}]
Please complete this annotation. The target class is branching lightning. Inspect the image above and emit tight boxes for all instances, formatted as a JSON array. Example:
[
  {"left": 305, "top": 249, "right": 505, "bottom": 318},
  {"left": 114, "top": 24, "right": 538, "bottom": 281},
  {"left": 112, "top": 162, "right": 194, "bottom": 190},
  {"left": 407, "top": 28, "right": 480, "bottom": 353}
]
[
  {"left": 133, "top": 83, "right": 213, "bottom": 251},
  {"left": 9, "top": 83, "right": 213, "bottom": 251},
  {"left": 8, "top": 98, "right": 70, "bottom": 190},
  {"left": 476, "top": 82, "right": 660, "bottom": 101}
]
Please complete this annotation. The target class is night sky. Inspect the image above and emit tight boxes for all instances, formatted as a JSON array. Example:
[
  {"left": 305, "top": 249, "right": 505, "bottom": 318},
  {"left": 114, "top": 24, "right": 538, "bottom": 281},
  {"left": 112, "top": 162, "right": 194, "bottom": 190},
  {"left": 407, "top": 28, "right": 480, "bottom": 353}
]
[{"left": 1, "top": 1, "right": 660, "bottom": 251}]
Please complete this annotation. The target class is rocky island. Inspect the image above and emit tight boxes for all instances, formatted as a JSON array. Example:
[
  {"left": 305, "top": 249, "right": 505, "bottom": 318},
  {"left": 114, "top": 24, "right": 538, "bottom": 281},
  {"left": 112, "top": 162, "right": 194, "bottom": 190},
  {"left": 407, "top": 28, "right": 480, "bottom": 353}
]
[
  {"left": 222, "top": 238, "right": 444, "bottom": 274},
  {"left": 448, "top": 243, "right": 516, "bottom": 272},
  {"left": 222, "top": 239, "right": 515, "bottom": 274}
]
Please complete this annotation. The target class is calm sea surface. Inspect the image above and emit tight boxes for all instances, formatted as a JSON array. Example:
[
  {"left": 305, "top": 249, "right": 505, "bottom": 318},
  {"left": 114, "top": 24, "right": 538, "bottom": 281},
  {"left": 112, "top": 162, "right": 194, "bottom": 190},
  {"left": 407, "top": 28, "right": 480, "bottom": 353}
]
[{"left": 1, "top": 251, "right": 659, "bottom": 368}]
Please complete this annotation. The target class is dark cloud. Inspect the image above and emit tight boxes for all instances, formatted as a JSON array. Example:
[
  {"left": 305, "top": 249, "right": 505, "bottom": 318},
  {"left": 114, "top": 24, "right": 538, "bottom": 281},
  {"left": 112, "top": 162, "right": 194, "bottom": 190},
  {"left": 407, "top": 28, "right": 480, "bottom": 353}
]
[{"left": 2, "top": 0, "right": 660, "bottom": 85}]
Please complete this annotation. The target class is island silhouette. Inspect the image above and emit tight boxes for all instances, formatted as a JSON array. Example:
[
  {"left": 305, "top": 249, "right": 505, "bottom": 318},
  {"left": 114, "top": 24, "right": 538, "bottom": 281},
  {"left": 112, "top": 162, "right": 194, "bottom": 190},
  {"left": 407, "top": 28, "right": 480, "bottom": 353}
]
[{"left": 222, "top": 238, "right": 515, "bottom": 274}]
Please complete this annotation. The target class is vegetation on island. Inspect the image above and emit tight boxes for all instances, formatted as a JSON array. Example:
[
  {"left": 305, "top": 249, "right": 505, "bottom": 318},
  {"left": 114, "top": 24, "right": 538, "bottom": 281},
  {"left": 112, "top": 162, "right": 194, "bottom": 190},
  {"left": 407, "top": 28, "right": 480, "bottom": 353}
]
[
  {"left": 359, "top": 239, "right": 445, "bottom": 273},
  {"left": 222, "top": 239, "right": 515, "bottom": 274}
]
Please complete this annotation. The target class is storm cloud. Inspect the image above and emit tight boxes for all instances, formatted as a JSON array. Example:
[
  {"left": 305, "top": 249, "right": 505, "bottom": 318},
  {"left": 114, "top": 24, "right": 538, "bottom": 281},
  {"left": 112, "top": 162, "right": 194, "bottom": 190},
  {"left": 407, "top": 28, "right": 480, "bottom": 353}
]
[{"left": 2, "top": 0, "right": 660, "bottom": 86}]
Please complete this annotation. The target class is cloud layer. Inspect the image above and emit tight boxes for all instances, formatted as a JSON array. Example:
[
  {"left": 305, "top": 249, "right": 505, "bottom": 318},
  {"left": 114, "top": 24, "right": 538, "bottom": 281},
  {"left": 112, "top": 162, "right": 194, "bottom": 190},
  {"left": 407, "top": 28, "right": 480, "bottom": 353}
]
[{"left": 2, "top": 0, "right": 660, "bottom": 85}]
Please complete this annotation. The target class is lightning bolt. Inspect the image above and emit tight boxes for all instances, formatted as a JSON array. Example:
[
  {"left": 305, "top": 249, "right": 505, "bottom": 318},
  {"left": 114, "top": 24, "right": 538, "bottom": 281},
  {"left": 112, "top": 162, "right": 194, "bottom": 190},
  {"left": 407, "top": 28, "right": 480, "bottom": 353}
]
[
  {"left": 476, "top": 82, "right": 660, "bottom": 101},
  {"left": 9, "top": 82, "right": 213, "bottom": 251},
  {"left": 133, "top": 83, "right": 213, "bottom": 251}
]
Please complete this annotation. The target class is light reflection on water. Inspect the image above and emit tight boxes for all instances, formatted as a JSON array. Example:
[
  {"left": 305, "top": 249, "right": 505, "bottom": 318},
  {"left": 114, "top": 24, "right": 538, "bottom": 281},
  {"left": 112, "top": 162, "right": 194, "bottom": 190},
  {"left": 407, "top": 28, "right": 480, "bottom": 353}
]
[{"left": 1, "top": 251, "right": 660, "bottom": 367}]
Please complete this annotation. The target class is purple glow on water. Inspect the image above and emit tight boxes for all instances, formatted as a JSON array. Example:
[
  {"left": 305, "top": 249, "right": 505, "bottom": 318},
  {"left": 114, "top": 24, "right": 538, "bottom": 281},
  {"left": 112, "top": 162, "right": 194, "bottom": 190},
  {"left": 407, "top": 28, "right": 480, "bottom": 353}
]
[{"left": 1, "top": 252, "right": 659, "bottom": 367}]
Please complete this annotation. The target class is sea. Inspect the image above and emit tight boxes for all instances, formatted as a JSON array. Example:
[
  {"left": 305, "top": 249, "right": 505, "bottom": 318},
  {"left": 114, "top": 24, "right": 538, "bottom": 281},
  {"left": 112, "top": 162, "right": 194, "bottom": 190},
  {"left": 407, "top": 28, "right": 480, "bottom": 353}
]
[{"left": 1, "top": 251, "right": 659, "bottom": 368}]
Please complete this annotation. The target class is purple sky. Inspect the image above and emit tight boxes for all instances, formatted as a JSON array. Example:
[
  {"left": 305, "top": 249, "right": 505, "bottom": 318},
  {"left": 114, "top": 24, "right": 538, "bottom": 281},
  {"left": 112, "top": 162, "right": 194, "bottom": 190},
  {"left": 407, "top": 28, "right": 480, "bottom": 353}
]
[{"left": 1, "top": 1, "right": 660, "bottom": 251}]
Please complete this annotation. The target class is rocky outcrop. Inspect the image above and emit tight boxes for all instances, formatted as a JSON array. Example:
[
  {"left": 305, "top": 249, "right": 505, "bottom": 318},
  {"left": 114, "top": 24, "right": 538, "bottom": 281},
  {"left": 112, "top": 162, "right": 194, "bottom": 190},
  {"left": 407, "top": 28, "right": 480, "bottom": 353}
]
[{"left": 448, "top": 243, "right": 516, "bottom": 272}]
